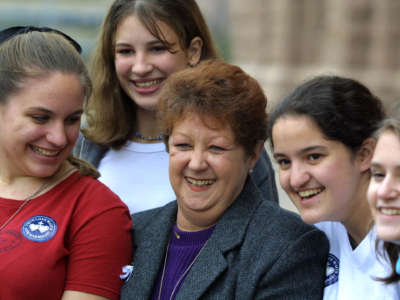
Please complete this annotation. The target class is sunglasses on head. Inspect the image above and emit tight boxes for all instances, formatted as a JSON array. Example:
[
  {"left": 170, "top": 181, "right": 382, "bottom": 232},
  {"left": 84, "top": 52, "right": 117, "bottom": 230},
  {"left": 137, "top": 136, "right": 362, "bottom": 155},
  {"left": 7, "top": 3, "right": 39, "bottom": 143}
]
[{"left": 0, "top": 26, "right": 82, "bottom": 53}]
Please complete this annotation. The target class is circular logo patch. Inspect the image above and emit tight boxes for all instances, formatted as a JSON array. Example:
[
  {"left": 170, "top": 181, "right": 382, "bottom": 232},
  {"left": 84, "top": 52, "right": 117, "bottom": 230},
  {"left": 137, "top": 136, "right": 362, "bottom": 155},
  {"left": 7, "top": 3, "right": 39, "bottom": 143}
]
[
  {"left": 325, "top": 253, "right": 339, "bottom": 287},
  {"left": 21, "top": 215, "right": 58, "bottom": 242}
]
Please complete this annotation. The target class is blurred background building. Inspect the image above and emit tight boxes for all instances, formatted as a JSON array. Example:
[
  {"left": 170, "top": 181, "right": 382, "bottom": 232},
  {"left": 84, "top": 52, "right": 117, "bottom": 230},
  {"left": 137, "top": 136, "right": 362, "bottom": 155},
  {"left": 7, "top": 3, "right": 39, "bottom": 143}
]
[
  {"left": 2, "top": 0, "right": 397, "bottom": 109},
  {"left": 1, "top": 0, "right": 399, "bottom": 210},
  {"left": 230, "top": 0, "right": 400, "bottom": 114}
]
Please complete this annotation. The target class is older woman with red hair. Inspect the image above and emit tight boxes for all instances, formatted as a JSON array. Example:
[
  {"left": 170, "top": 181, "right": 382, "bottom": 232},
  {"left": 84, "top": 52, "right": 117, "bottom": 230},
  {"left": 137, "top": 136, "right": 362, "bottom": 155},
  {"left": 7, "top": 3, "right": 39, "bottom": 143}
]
[{"left": 121, "top": 59, "right": 328, "bottom": 300}]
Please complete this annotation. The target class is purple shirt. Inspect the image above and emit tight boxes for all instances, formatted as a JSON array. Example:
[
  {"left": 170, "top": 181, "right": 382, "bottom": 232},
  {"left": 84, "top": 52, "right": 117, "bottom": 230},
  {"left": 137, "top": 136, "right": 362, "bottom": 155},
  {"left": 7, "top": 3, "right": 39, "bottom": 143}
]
[{"left": 151, "top": 224, "right": 215, "bottom": 300}]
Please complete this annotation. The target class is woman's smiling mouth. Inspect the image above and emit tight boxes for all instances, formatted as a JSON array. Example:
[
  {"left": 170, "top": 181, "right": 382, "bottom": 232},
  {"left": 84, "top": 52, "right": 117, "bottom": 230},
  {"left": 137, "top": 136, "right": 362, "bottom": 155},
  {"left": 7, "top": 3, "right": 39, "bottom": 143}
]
[
  {"left": 298, "top": 188, "right": 325, "bottom": 199},
  {"left": 185, "top": 176, "right": 215, "bottom": 187},
  {"left": 379, "top": 207, "right": 400, "bottom": 216},
  {"left": 134, "top": 79, "right": 162, "bottom": 88},
  {"left": 30, "top": 145, "right": 60, "bottom": 157}
]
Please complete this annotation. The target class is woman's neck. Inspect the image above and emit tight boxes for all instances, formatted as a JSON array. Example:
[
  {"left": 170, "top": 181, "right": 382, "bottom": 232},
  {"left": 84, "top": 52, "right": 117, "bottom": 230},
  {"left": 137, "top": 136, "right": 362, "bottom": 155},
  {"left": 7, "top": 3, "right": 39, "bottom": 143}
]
[
  {"left": 345, "top": 212, "right": 373, "bottom": 249},
  {"left": 0, "top": 162, "right": 74, "bottom": 200},
  {"left": 342, "top": 177, "right": 374, "bottom": 247},
  {"left": 134, "top": 108, "right": 161, "bottom": 137}
]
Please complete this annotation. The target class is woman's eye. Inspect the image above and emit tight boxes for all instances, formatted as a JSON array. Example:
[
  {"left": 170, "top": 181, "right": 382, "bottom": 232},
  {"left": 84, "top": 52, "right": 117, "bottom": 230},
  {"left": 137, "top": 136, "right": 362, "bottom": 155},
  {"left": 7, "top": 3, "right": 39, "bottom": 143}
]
[
  {"left": 31, "top": 115, "right": 49, "bottom": 123},
  {"left": 116, "top": 49, "right": 133, "bottom": 55},
  {"left": 150, "top": 45, "right": 167, "bottom": 52},
  {"left": 308, "top": 153, "right": 322, "bottom": 161},
  {"left": 277, "top": 159, "right": 291, "bottom": 169},
  {"left": 66, "top": 116, "right": 81, "bottom": 125},
  {"left": 371, "top": 171, "right": 385, "bottom": 181},
  {"left": 175, "top": 143, "right": 191, "bottom": 150},
  {"left": 149, "top": 45, "right": 168, "bottom": 53},
  {"left": 210, "top": 145, "right": 225, "bottom": 152}
]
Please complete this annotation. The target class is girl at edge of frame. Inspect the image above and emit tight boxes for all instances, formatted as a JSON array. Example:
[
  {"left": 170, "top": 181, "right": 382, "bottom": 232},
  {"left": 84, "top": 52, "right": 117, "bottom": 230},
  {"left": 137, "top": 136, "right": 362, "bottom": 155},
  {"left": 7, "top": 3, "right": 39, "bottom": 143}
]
[
  {"left": 367, "top": 117, "right": 400, "bottom": 288},
  {"left": 267, "top": 75, "right": 399, "bottom": 299},
  {"left": 73, "top": 0, "right": 278, "bottom": 214},
  {"left": 0, "top": 27, "right": 132, "bottom": 300}
]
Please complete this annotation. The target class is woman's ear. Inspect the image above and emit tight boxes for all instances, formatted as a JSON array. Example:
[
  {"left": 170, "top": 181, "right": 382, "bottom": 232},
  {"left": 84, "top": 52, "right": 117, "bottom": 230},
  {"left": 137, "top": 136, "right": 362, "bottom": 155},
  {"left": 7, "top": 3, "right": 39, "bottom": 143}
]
[
  {"left": 358, "top": 138, "right": 376, "bottom": 172},
  {"left": 187, "top": 37, "right": 203, "bottom": 67}
]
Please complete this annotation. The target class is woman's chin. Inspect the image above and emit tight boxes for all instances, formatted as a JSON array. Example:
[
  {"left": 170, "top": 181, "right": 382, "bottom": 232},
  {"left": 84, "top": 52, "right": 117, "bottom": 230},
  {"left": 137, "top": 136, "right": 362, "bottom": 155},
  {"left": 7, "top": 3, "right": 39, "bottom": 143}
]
[
  {"left": 299, "top": 210, "right": 325, "bottom": 225},
  {"left": 376, "top": 223, "right": 400, "bottom": 243}
]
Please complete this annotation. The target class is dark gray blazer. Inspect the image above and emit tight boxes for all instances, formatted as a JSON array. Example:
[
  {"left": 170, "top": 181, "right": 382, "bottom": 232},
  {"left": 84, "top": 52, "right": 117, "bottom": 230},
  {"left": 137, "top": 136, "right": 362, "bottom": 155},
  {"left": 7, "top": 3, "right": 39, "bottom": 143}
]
[
  {"left": 73, "top": 133, "right": 279, "bottom": 203},
  {"left": 121, "top": 178, "right": 329, "bottom": 300}
]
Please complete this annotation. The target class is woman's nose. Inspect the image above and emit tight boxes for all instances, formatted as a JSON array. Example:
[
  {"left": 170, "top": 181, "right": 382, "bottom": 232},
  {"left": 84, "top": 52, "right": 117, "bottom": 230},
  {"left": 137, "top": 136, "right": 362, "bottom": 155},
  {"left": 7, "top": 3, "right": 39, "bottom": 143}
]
[
  {"left": 188, "top": 149, "right": 208, "bottom": 171},
  {"left": 289, "top": 163, "right": 310, "bottom": 189},
  {"left": 377, "top": 176, "right": 399, "bottom": 201},
  {"left": 131, "top": 52, "right": 153, "bottom": 75},
  {"left": 46, "top": 122, "right": 67, "bottom": 147}
]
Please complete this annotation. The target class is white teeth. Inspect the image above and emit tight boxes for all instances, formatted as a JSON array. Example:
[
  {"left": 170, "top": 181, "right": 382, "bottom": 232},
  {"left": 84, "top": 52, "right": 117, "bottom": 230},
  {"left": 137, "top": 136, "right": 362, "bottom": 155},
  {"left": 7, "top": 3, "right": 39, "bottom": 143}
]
[
  {"left": 186, "top": 177, "right": 215, "bottom": 186},
  {"left": 135, "top": 79, "right": 161, "bottom": 88},
  {"left": 380, "top": 208, "right": 400, "bottom": 216},
  {"left": 31, "top": 146, "right": 59, "bottom": 157},
  {"left": 298, "top": 188, "right": 323, "bottom": 198}
]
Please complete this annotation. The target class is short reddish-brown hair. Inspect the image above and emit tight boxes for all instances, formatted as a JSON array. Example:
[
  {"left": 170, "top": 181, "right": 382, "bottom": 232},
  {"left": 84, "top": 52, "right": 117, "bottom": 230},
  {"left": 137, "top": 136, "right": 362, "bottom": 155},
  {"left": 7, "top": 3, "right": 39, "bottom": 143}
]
[{"left": 158, "top": 59, "right": 268, "bottom": 156}]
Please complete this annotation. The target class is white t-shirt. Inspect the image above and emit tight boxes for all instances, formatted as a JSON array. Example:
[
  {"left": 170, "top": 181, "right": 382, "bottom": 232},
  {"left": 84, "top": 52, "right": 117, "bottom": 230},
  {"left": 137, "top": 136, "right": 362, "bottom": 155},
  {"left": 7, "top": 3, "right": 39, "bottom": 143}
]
[
  {"left": 316, "top": 222, "right": 400, "bottom": 300},
  {"left": 98, "top": 141, "right": 176, "bottom": 214}
]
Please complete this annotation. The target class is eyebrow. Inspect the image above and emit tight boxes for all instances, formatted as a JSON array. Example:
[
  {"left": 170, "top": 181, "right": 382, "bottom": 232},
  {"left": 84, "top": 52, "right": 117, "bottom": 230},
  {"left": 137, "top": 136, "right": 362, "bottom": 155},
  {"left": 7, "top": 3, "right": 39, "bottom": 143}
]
[
  {"left": 29, "top": 107, "right": 83, "bottom": 115},
  {"left": 370, "top": 162, "right": 382, "bottom": 169},
  {"left": 273, "top": 145, "right": 327, "bottom": 158},
  {"left": 371, "top": 162, "right": 400, "bottom": 170},
  {"left": 115, "top": 39, "right": 163, "bottom": 47}
]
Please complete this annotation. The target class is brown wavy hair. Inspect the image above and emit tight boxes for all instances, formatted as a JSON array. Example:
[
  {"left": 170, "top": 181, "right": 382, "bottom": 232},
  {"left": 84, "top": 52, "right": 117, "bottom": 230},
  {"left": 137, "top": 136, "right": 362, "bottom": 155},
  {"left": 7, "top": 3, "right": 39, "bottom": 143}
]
[{"left": 83, "top": 0, "right": 219, "bottom": 149}]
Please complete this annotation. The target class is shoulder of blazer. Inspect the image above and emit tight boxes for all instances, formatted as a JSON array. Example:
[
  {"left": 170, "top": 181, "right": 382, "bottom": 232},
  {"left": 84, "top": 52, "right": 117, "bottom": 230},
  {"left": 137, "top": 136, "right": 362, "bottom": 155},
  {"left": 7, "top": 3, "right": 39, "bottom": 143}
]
[{"left": 131, "top": 201, "right": 178, "bottom": 241}]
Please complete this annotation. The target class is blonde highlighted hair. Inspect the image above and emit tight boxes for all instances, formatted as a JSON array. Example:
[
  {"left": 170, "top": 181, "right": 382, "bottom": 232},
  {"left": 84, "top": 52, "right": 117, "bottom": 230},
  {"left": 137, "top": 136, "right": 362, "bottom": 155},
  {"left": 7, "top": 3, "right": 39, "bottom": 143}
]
[{"left": 0, "top": 30, "right": 98, "bottom": 178}]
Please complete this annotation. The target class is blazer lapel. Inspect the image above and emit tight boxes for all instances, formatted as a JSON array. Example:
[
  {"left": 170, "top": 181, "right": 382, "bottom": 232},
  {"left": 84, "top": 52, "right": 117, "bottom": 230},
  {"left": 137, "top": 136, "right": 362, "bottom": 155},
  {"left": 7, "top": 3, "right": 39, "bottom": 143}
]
[
  {"left": 176, "top": 241, "right": 227, "bottom": 300},
  {"left": 176, "top": 177, "right": 262, "bottom": 299}
]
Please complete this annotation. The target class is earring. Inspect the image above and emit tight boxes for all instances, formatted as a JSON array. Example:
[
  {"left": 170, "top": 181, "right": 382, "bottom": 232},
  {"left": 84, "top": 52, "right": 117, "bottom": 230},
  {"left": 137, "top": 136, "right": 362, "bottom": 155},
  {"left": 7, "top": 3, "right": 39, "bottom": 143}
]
[
  {"left": 249, "top": 169, "right": 254, "bottom": 174},
  {"left": 396, "top": 256, "right": 400, "bottom": 275}
]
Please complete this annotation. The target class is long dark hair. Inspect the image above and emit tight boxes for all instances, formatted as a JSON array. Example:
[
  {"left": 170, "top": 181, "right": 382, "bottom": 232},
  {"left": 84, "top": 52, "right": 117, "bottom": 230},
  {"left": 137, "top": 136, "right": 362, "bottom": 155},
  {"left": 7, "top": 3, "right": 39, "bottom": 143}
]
[{"left": 268, "top": 75, "right": 385, "bottom": 153}]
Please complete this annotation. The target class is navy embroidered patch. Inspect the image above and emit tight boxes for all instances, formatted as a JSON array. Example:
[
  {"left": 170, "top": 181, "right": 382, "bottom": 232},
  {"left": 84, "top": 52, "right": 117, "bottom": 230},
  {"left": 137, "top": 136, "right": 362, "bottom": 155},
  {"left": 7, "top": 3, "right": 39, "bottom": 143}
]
[
  {"left": 325, "top": 253, "right": 339, "bottom": 286},
  {"left": 0, "top": 230, "right": 22, "bottom": 252},
  {"left": 21, "top": 215, "right": 58, "bottom": 242}
]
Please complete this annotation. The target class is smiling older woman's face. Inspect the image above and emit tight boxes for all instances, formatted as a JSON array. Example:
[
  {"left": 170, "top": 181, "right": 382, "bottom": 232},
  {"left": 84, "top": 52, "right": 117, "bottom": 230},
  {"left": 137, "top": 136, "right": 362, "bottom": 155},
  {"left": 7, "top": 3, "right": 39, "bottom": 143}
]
[{"left": 169, "top": 113, "right": 258, "bottom": 231}]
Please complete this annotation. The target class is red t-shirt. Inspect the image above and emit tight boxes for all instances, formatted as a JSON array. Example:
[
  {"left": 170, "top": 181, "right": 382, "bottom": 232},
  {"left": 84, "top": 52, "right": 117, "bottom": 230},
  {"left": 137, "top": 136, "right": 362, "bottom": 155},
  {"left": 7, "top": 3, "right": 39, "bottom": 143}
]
[{"left": 0, "top": 171, "right": 133, "bottom": 300}]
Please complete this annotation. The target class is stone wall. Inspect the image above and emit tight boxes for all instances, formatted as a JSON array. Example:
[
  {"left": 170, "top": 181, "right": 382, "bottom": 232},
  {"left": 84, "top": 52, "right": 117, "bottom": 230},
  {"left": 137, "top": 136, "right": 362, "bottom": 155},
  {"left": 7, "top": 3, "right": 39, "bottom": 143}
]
[
  {"left": 230, "top": 0, "right": 400, "bottom": 113},
  {"left": 229, "top": 0, "right": 400, "bottom": 211}
]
